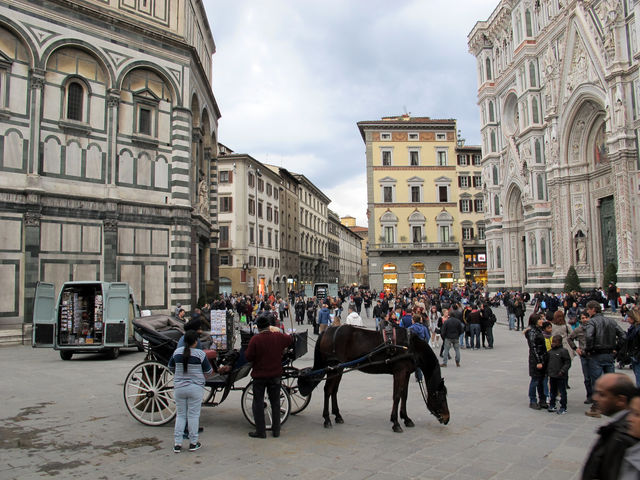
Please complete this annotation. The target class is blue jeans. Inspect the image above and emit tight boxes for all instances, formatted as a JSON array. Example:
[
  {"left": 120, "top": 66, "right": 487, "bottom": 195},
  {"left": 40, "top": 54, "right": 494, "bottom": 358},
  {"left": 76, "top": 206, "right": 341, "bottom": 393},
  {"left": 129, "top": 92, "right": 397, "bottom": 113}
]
[
  {"left": 174, "top": 383, "right": 203, "bottom": 445},
  {"left": 609, "top": 299, "right": 617, "bottom": 312},
  {"left": 469, "top": 324, "right": 481, "bottom": 349},
  {"left": 442, "top": 338, "right": 460, "bottom": 366},
  {"left": 508, "top": 313, "right": 516, "bottom": 330},
  {"left": 588, "top": 352, "right": 615, "bottom": 388},
  {"left": 580, "top": 356, "right": 593, "bottom": 398},
  {"left": 549, "top": 377, "right": 567, "bottom": 409},
  {"left": 529, "top": 376, "right": 545, "bottom": 404},
  {"left": 459, "top": 333, "right": 466, "bottom": 347},
  {"left": 632, "top": 358, "right": 640, "bottom": 388}
]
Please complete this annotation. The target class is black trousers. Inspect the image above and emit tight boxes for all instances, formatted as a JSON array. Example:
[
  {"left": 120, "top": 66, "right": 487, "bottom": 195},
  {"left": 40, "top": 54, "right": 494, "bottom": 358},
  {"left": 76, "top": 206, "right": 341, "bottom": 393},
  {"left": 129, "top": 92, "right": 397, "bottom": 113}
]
[{"left": 252, "top": 376, "right": 281, "bottom": 434}]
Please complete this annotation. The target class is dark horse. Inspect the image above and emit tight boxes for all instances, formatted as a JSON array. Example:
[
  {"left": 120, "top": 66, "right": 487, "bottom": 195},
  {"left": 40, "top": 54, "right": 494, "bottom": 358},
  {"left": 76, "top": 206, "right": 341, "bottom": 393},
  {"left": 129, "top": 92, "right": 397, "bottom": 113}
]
[{"left": 300, "top": 325, "right": 450, "bottom": 432}]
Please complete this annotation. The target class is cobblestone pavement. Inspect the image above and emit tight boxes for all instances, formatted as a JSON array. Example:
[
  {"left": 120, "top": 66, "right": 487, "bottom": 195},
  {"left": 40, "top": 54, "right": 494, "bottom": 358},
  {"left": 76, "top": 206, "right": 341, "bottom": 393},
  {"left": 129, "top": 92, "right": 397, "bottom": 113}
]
[{"left": 0, "top": 307, "right": 631, "bottom": 480}]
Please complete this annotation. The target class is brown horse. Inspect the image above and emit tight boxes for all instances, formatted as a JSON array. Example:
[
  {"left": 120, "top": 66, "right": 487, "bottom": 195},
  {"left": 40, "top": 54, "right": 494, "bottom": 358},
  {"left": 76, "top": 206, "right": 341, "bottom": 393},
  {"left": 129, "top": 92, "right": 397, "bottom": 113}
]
[{"left": 302, "top": 325, "right": 450, "bottom": 432}]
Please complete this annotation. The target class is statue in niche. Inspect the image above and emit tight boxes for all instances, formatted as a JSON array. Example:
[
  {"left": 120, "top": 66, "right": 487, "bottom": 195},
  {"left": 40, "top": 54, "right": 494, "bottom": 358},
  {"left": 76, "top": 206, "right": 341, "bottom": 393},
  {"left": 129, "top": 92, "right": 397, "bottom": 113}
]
[
  {"left": 594, "top": 124, "right": 607, "bottom": 164},
  {"left": 575, "top": 233, "right": 587, "bottom": 264},
  {"left": 615, "top": 98, "right": 626, "bottom": 128},
  {"left": 543, "top": 45, "right": 558, "bottom": 108},
  {"left": 198, "top": 170, "right": 209, "bottom": 215}
]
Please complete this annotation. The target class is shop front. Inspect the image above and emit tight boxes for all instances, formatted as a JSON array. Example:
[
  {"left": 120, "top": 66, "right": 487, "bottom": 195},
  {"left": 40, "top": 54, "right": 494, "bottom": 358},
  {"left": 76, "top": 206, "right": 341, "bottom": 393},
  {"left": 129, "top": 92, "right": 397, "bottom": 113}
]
[
  {"left": 438, "top": 262, "right": 454, "bottom": 288},
  {"left": 411, "top": 262, "right": 426, "bottom": 290},
  {"left": 382, "top": 263, "right": 398, "bottom": 294},
  {"left": 464, "top": 253, "right": 488, "bottom": 287}
]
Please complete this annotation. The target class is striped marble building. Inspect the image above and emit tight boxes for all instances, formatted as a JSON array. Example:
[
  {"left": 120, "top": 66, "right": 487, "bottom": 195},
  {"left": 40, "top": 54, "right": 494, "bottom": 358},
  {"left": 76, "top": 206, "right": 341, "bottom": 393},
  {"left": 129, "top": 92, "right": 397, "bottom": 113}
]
[{"left": 0, "top": 0, "right": 220, "bottom": 326}]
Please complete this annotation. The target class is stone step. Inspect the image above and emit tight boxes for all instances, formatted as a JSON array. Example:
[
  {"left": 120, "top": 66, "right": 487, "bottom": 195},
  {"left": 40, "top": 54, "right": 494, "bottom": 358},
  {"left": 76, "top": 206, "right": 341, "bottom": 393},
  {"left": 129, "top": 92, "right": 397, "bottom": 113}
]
[{"left": 0, "top": 326, "right": 32, "bottom": 346}]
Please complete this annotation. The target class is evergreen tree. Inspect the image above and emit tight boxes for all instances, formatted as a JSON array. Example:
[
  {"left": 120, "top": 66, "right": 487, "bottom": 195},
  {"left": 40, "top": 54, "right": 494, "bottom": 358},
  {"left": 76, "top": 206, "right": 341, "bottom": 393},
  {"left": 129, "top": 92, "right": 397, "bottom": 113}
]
[
  {"left": 603, "top": 263, "right": 618, "bottom": 287},
  {"left": 564, "top": 266, "right": 581, "bottom": 293}
]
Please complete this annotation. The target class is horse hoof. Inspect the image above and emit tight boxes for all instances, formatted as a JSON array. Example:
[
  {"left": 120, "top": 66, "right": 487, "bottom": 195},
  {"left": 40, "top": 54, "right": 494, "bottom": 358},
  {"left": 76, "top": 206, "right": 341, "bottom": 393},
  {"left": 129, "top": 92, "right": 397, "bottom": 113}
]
[
  {"left": 404, "top": 419, "right": 415, "bottom": 428},
  {"left": 335, "top": 416, "right": 344, "bottom": 424},
  {"left": 324, "top": 420, "right": 332, "bottom": 428},
  {"left": 392, "top": 424, "right": 403, "bottom": 433}
]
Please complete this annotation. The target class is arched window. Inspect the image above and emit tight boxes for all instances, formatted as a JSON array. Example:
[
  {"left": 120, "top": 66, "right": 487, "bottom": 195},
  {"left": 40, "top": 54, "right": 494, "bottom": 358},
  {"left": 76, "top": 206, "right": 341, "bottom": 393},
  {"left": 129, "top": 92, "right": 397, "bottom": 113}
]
[
  {"left": 534, "top": 138, "right": 542, "bottom": 163},
  {"left": 541, "top": 237, "right": 547, "bottom": 264},
  {"left": 485, "top": 57, "right": 492, "bottom": 81},
  {"left": 490, "top": 131, "right": 497, "bottom": 152},
  {"left": 492, "top": 165, "right": 499, "bottom": 185},
  {"left": 537, "top": 174, "right": 545, "bottom": 200},
  {"left": 525, "top": 9, "right": 533, "bottom": 37},
  {"left": 529, "top": 62, "right": 537, "bottom": 87},
  {"left": 67, "top": 82, "right": 84, "bottom": 121},
  {"left": 532, "top": 97, "right": 539, "bottom": 124},
  {"left": 496, "top": 246, "right": 502, "bottom": 269},
  {"left": 494, "top": 195, "right": 500, "bottom": 215},
  {"left": 489, "top": 101, "right": 495, "bottom": 122},
  {"left": 529, "top": 233, "right": 537, "bottom": 265}
]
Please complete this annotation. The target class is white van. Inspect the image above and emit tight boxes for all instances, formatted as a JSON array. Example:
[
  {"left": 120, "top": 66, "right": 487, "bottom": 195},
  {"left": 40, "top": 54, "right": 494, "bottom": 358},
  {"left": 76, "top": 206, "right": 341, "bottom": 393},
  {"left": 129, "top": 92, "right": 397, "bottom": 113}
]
[{"left": 32, "top": 281, "right": 141, "bottom": 360}]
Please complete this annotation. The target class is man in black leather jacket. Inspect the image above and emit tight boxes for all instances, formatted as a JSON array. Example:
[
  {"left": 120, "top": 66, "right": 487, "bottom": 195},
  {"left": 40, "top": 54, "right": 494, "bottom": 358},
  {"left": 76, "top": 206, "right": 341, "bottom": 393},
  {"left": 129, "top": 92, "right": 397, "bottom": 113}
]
[
  {"left": 582, "top": 373, "right": 637, "bottom": 480},
  {"left": 584, "top": 300, "right": 626, "bottom": 416}
]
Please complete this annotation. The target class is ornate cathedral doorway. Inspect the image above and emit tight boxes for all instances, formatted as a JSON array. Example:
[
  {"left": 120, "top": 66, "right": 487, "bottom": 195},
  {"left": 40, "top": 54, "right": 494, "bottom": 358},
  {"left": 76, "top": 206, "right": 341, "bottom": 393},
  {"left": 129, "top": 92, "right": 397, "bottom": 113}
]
[
  {"left": 506, "top": 186, "right": 526, "bottom": 290},
  {"left": 599, "top": 196, "right": 617, "bottom": 271}
]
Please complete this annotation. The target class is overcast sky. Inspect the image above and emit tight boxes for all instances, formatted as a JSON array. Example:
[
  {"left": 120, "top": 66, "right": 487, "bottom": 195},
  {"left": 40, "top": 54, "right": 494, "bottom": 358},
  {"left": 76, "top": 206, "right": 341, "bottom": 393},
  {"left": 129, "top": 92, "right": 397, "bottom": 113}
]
[{"left": 205, "top": 1, "right": 498, "bottom": 226}]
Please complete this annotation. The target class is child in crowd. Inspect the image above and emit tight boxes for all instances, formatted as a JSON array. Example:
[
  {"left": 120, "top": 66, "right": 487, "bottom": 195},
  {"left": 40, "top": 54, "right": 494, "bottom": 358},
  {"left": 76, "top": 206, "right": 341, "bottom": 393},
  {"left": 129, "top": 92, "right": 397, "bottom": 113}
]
[{"left": 546, "top": 334, "right": 572, "bottom": 415}]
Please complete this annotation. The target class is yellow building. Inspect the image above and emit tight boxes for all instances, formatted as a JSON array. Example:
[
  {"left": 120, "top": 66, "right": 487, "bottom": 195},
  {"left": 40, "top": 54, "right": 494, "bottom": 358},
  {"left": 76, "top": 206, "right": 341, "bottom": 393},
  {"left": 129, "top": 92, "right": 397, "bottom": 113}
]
[{"left": 358, "top": 115, "right": 463, "bottom": 292}]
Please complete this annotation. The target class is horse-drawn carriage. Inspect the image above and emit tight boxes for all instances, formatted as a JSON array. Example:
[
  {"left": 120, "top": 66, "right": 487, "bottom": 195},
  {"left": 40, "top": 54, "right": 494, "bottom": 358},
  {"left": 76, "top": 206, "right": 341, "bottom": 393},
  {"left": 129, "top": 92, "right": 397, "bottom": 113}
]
[{"left": 123, "top": 316, "right": 310, "bottom": 429}]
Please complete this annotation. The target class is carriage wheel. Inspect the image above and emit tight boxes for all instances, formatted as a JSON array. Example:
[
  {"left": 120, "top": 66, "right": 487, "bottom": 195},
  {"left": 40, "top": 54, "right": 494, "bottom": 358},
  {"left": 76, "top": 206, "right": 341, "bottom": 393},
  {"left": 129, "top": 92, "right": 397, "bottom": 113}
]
[
  {"left": 282, "top": 370, "right": 311, "bottom": 415},
  {"left": 123, "top": 361, "right": 176, "bottom": 426},
  {"left": 241, "top": 381, "right": 290, "bottom": 429}
]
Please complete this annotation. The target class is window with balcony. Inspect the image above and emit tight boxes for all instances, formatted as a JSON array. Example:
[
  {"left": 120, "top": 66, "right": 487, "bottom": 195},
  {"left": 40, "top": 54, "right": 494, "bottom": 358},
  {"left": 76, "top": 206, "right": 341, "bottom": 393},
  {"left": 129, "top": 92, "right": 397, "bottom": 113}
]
[
  {"left": 440, "top": 226, "right": 450, "bottom": 242},
  {"left": 383, "top": 226, "right": 394, "bottom": 244},
  {"left": 412, "top": 226, "right": 422, "bottom": 244}
]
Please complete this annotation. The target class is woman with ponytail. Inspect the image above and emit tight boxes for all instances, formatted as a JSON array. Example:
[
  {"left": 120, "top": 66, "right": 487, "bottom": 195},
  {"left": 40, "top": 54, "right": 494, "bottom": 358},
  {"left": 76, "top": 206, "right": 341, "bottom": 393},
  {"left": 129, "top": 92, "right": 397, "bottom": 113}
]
[{"left": 168, "top": 329, "right": 213, "bottom": 452}]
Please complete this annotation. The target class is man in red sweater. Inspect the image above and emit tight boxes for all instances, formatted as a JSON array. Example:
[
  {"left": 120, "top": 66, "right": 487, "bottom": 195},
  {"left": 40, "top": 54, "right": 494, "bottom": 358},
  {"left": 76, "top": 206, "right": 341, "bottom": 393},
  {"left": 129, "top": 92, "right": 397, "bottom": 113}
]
[{"left": 245, "top": 313, "right": 293, "bottom": 438}]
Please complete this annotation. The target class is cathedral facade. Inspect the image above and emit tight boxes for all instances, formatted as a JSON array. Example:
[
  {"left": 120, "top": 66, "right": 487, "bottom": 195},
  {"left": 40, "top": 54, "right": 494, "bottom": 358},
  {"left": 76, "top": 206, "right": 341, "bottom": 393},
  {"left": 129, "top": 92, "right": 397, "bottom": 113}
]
[
  {"left": 469, "top": 0, "right": 640, "bottom": 292},
  {"left": 0, "top": 0, "right": 220, "bottom": 326}
]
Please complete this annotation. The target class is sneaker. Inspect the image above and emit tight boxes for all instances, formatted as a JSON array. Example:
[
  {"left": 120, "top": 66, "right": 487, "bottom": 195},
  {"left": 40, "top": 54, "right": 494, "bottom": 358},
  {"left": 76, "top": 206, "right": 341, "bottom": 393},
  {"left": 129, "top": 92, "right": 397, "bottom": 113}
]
[
  {"left": 557, "top": 408, "right": 567, "bottom": 415},
  {"left": 547, "top": 406, "right": 557, "bottom": 413},
  {"left": 188, "top": 442, "right": 202, "bottom": 452},
  {"left": 529, "top": 402, "right": 541, "bottom": 410},
  {"left": 173, "top": 445, "right": 182, "bottom": 453}
]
